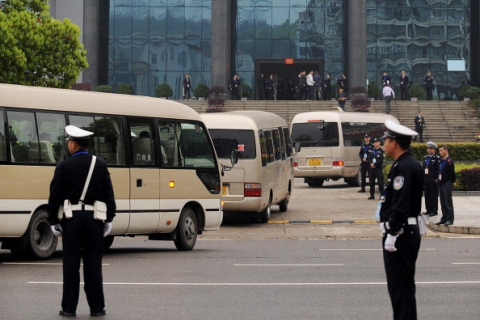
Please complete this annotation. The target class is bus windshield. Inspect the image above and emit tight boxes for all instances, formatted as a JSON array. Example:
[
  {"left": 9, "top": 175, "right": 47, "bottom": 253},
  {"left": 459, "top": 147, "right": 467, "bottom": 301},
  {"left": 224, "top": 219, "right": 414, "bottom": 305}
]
[
  {"left": 209, "top": 129, "right": 256, "bottom": 159},
  {"left": 291, "top": 122, "right": 339, "bottom": 147}
]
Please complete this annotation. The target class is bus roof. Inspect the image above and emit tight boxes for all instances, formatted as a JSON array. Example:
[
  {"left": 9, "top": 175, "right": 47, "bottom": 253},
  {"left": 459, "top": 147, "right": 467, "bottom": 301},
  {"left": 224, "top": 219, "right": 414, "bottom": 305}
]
[
  {"left": 291, "top": 111, "right": 399, "bottom": 124},
  {"left": 201, "top": 111, "right": 287, "bottom": 130},
  {"left": 0, "top": 84, "right": 202, "bottom": 121}
]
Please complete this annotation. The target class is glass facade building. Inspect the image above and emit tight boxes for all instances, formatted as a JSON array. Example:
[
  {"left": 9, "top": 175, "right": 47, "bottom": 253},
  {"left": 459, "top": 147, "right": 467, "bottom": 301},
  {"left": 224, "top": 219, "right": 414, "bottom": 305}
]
[{"left": 107, "top": 0, "right": 475, "bottom": 99}]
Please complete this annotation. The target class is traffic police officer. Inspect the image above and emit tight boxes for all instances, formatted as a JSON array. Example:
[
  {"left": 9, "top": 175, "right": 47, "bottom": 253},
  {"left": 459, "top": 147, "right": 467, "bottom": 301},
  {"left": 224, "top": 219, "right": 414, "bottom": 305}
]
[
  {"left": 48, "top": 125, "right": 116, "bottom": 317},
  {"left": 423, "top": 141, "right": 440, "bottom": 217},
  {"left": 358, "top": 133, "right": 373, "bottom": 193},
  {"left": 379, "top": 120, "right": 424, "bottom": 320},
  {"left": 368, "top": 138, "right": 384, "bottom": 200}
]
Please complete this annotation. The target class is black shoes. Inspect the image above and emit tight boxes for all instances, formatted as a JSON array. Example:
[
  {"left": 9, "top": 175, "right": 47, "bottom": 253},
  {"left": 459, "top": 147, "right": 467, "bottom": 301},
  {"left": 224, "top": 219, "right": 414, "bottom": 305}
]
[
  {"left": 358, "top": 189, "right": 366, "bottom": 193},
  {"left": 91, "top": 310, "right": 107, "bottom": 317},
  {"left": 434, "top": 221, "right": 445, "bottom": 225},
  {"left": 59, "top": 311, "right": 76, "bottom": 317},
  {"left": 428, "top": 212, "right": 438, "bottom": 217},
  {"left": 443, "top": 221, "right": 453, "bottom": 226},
  {"left": 368, "top": 195, "right": 375, "bottom": 200}
]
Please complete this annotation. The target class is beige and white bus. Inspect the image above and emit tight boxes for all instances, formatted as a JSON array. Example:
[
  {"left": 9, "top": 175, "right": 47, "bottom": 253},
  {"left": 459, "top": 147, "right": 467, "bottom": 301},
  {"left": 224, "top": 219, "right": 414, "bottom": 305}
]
[
  {"left": 201, "top": 111, "right": 294, "bottom": 222},
  {"left": 0, "top": 84, "right": 224, "bottom": 259},
  {"left": 291, "top": 110, "right": 398, "bottom": 187}
]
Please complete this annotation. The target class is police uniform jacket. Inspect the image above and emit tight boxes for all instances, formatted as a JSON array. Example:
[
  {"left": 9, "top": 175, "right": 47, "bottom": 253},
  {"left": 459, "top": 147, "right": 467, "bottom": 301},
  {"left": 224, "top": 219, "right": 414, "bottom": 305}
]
[
  {"left": 438, "top": 156, "right": 456, "bottom": 185},
  {"left": 48, "top": 152, "right": 116, "bottom": 225},
  {"left": 369, "top": 147, "right": 384, "bottom": 168},
  {"left": 380, "top": 151, "right": 424, "bottom": 235},
  {"left": 359, "top": 142, "right": 373, "bottom": 162},
  {"left": 424, "top": 75, "right": 434, "bottom": 88},
  {"left": 423, "top": 153, "right": 440, "bottom": 183}
]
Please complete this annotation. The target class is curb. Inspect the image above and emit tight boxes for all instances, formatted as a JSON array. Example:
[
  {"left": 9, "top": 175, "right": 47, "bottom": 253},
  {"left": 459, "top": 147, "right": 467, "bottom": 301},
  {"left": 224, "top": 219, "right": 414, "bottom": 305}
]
[
  {"left": 268, "top": 220, "right": 377, "bottom": 225},
  {"left": 424, "top": 214, "right": 480, "bottom": 235}
]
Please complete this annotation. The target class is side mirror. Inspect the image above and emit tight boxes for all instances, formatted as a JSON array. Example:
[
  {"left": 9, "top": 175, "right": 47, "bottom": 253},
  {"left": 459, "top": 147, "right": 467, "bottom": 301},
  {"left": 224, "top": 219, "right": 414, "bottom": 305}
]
[
  {"left": 230, "top": 149, "right": 238, "bottom": 165},
  {"left": 294, "top": 142, "right": 301, "bottom": 153}
]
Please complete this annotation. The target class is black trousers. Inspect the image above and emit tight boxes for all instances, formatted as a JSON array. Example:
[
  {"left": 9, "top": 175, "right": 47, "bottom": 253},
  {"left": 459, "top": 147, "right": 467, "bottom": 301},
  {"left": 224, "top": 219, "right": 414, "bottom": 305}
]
[
  {"left": 323, "top": 88, "right": 331, "bottom": 100},
  {"left": 426, "top": 86, "right": 433, "bottom": 100},
  {"left": 400, "top": 87, "right": 408, "bottom": 100},
  {"left": 424, "top": 181, "right": 438, "bottom": 214},
  {"left": 360, "top": 161, "right": 370, "bottom": 190},
  {"left": 383, "top": 225, "right": 421, "bottom": 320},
  {"left": 369, "top": 166, "right": 384, "bottom": 195},
  {"left": 61, "top": 211, "right": 105, "bottom": 314},
  {"left": 439, "top": 181, "right": 454, "bottom": 223}
]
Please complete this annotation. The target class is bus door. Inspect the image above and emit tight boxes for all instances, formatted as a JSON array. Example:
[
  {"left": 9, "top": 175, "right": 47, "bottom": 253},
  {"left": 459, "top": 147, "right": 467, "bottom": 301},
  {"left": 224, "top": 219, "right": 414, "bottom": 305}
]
[{"left": 127, "top": 118, "right": 160, "bottom": 234}]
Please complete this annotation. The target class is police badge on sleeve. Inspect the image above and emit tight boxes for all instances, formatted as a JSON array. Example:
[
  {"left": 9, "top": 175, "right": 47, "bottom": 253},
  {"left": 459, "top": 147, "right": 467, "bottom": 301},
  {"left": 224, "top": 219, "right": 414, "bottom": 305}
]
[{"left": 393, "top": 176, "right": 404, "bottom": 190}]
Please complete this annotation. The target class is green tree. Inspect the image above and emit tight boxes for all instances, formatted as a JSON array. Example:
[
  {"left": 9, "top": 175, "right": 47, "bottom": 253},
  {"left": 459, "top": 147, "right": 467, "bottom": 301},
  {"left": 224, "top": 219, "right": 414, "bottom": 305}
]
[{"left": 0, "top": 0, "right": 88, "bottom": 88}]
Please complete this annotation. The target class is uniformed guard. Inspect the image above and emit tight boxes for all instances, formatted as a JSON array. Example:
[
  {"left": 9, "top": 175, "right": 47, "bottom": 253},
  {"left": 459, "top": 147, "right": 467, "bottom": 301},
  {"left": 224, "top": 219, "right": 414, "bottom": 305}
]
[
  {"left": 358, "top": 133, "right": 373, "bottom": 193},
  {"left": 368, "top": 138, "right": 384, "bottom": 200},
  {"left": 435, "top": 145, "right": 456, "bottom": 226},
  {"left": 379, "top": 119, "right": 424, "bottom": 320},
  {"left": 48, "top": 125, "right": 116, "bottom": 317},
  {"left": 423, "top": 141, "right": 440, "bottom": 217}
]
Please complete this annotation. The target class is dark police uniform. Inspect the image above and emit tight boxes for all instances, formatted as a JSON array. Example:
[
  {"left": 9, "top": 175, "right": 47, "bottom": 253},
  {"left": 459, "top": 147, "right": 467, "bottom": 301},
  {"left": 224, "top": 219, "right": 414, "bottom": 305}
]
[
  {"left": 380, "top": 120, "right": 424, "bottom": 320},
  {"left": 423, "top": 144, "right": 440, "bottom": 216},
  {"left": 358, "top": 135, "right": 373, "bottom": 192},
  {"left": 437, "top": 155, "right": 456, "bottom": 225},
  {"left": 48, "top": 126, "right": 116, "bottom": 316},
  {"left": 368, "top": 141, "right": 384, "bottom": 198},
  {"left": 424, "top": 73, "right": 434, "bottom": 100}
]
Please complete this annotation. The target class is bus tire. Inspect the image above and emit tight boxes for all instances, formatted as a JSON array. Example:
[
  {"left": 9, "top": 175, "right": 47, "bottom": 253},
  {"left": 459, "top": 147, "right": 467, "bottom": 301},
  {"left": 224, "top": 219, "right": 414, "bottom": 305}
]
[
  {"left": 279, "top": 191, "right": 289, "bottom": 213},
  {"left": 307, "top": 179, "right": 324, "bottom": 188},
  {"left": 13, "top": 210, "right": 58, "bottom": 260},
  {"left": 174, "top": 206, "right": 198, "bottom": 251},
  {"left": 103, "top": 235, "right": 114, "bottom": 251},
  {"left": 260, "top": 196, "right": 272, "bottom": 223}
]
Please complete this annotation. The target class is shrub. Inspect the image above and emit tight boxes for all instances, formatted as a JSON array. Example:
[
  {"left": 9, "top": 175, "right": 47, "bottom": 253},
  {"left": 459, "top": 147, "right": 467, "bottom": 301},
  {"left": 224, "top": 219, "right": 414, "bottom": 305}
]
[
  {"left": 155, "top": 83, "right": 173, "bottom": 98},
  {"left": 350, "top": 95, "right": 371, "bottom": 112},
  {"left": 208, "top": 86, "right": 226, "bottom": 110},
  {"left": 117, "top": 84, "right": 134, "bottom": 95},
  {"left": 456, "top": 167, "right": 480, "bottom": 191},
  {"left": 468, "top": 99, "right": 480, "bottom": 114},
  {"left": 409, "top": 142, "right": 480, "bottom": 161},
  {"left": 458, "top": 85, "right": 473, "bottom": 100},
  {"left": 70, "top": 83, "right": 91, "bottom": 91},
  {"left": 368, "top": 83, "right": 380, "bottom": 99},
  {"left": 96, "top": 85, "right": 113, "bottom": 93},
  {"left": 239, "top": 83, "right": 252, "bottom": 98},
  {"left": 194, "top": 83, "right": 210, "bottom": 98},
  {"left": 407, "top": 84, "right": 425, "bottom": 99},
  {"left": 466, "top": 86, "right": 480, "bottom": 100}
]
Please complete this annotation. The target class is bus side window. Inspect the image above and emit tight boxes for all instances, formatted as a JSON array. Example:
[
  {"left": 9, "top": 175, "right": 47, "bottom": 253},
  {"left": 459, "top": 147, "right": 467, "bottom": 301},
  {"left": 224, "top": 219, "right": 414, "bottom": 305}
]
[
  {"left": 94, "top": 116, "right": 125, "bottom": 165},
  {"left": 0, "top": 110, "right": 6, "bottom": 162},
  {"left": 282, "top": 127, "right": 293, "bottom": 157}
]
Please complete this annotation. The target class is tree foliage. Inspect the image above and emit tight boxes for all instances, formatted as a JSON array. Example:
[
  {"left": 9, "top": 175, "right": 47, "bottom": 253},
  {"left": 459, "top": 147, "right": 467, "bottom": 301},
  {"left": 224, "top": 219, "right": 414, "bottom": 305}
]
[{"left": 0, "top": 0, "right": 88, "bottom": 88}]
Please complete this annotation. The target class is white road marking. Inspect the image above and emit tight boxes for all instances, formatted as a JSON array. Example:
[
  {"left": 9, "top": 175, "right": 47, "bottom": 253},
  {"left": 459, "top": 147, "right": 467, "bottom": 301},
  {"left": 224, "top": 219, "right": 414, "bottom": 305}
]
[
  {"left": 317, "top": 249, "right": 436, "bottom": 251},
  {"left": 3, "top": 263, "right": 110, "bottom": 266},
  {"left": 28, "top": 281, "right": 480, "bottom": 286},
  {"left": 452, "top": 262, "right": 480, "bottom": 265},
  {"left": 234, "top": 264, "right": 343, "bottom": 267}
]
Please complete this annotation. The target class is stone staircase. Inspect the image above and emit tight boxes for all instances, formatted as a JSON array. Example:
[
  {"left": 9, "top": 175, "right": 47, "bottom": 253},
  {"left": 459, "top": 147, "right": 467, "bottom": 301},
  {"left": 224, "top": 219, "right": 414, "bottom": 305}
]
[{"left": 182, "top": 99, "right": 480, "bottom": 143}]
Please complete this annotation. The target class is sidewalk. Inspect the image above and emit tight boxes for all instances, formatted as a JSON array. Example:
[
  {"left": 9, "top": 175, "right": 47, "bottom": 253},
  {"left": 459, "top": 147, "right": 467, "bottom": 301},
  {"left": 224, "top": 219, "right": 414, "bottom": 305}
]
[{"left": 423, "top": 192, "right": 480, "bottom": 235}]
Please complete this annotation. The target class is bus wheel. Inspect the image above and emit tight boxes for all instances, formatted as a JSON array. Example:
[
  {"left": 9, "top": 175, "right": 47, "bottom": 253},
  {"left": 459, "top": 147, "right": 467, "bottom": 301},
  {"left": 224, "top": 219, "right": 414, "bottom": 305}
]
[
  {"left": 174, "top": 207, "right": 198, "bottom": 251},
  {"left": 103, "top": 235, "right": 114, "bottom": 251},
  {"left": 260, "top": 197, "right": 272, "bottom": 223},
  {"left": 307, "top": 179, "right": 324, "bottom": 188},
  {"left": 279, "top": 192, "right": 289, "bottom": 213},
  {"left": 12, "top": 210, "right": 58, "bottom": 260}
]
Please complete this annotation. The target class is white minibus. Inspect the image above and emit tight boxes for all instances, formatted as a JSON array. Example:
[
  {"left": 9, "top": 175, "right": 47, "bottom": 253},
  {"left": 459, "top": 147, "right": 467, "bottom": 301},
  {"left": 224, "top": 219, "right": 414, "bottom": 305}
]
[
  {"left": 0, "top": 84, "right": 225, "bottom": 259},
  {"left": 291, "top": 110, "right": 398, "bottom": 187},
  {"left": 201, "top": 111, "right": 294, "bottom": 222}
]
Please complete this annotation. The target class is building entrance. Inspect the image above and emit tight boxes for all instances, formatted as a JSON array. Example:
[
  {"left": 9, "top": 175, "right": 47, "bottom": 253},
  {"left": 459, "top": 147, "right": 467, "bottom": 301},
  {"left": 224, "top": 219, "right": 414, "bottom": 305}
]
[{"left": 255, "top": 59, "right": 324, "bottom": 100}]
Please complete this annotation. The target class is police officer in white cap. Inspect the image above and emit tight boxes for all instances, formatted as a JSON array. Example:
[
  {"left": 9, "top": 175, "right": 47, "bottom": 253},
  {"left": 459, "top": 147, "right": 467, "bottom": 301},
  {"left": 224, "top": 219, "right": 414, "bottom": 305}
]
[
  {"left": 423, "top": 141, "right": 440, "bottom": 217},
  {"left": 48, "top": 125, "right": 116, "bottom": 317},
  {"left": 379, "top": 119, "right": 424, "bottom": 320}
]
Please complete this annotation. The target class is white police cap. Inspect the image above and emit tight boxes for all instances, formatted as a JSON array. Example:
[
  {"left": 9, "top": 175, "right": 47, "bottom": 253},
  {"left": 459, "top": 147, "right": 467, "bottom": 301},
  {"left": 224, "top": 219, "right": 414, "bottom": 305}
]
[
  {"left": 427, "top": 141, "right": 437, "bottom": 148},
  {"left": 65, "top": 125, "right": 93, "bottom": 141},
  {"left": 381, "top": 119, "right": 418, "bottom": 140}
]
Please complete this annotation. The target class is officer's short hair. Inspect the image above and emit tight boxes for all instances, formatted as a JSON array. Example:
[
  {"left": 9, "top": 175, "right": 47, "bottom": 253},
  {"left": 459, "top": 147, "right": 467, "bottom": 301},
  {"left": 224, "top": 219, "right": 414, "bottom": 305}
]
[
  {"left": 439, "top": 144, "right": 448, "bottom": 151},
  {"left": 76, "top": 139, "right": 89, "bottom": 149},
  {"left": 395, "top": 138, "right": 411, "bottom": 150}
]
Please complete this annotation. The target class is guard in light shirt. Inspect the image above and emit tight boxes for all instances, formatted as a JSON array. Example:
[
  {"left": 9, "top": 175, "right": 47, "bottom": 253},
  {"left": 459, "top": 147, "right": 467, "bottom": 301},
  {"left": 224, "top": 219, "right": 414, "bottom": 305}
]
[
  {"left": 48, "top": 125, "right": 116, "bottom": 317},
  {"left": 379, "top": 120, "right": 424, "bottom": 320}
]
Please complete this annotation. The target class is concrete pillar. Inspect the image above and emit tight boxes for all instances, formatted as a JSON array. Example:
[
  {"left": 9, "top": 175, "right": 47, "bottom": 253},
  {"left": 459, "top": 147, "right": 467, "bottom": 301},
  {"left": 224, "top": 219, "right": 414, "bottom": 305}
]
[
  {"left": 211, "top": 0, "right": 232, "bottom": 89},
  {"left": 346, "top": 0, "right": 367, "bottom": 90},
  {"left": 83, "top": 0, "right": 109, "bottom": 89},
  {"left": 471, "top": 1, "right": 480, "bottom": 86}
]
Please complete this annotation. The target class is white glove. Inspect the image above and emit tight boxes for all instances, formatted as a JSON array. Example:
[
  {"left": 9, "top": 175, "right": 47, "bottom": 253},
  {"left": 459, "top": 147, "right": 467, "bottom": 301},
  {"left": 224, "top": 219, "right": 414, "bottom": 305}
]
[
  {"left": 103, "top": 222, "right": 112, "bottom": 237},
  {"left": 50, "top": 224, "right": 62, "bottom": 237},
  {"left": 384, "top": 234, "right": 398, "bottom": 252}
]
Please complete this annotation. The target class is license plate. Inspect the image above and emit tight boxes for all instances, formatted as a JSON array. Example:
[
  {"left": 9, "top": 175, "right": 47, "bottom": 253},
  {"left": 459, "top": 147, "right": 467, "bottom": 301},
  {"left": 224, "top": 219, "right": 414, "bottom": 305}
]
[
  {"left": 222, "top": 185, "right": 227, "bottom": 195},
  {"left": 308, "top": 158, "right": 322, "bottom": 166}
]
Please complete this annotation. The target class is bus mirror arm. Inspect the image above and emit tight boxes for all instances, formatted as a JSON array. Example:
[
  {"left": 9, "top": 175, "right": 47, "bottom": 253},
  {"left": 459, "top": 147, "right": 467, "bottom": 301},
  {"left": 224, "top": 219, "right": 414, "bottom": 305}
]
[
  {"left": 221, "top": 150, "right": 238, "bottom": 176},
  {"left": 294, "top": 142, "right": 301, "bottom": 153}
]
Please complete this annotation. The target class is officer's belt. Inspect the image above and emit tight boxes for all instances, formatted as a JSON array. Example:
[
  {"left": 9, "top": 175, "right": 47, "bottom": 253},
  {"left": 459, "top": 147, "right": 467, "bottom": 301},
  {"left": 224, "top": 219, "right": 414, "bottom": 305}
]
[{"left": 71, "top": 204, "right": 95, "bottom": 211}]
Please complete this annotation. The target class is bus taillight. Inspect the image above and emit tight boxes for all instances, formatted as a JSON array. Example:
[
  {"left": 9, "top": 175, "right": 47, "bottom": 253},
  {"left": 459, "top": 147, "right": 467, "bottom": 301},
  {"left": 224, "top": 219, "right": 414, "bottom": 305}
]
[
  {"left": 244, "top": 183, "right": 262, "bottom": 197},
  {"left": 332, "top": 158, "right": 344, "bottom": 166}
]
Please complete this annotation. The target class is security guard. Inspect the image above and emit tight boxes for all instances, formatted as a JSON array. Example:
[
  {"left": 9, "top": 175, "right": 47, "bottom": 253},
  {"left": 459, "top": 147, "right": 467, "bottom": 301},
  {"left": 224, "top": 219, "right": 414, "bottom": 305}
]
[
  {"left": 379, "top": 120, "right": 424, "bottom": 320},
  {"left": 368, "top": 138, "right": 384, "bottom": 200},
  {"left": 435, "top": 145, "right": 456, "bottom": 226},
  {"left": 48, "top": 125, "right": 116, "bottom": 317},
  {"left": 423, "top": 141, "right": 440, "bottom": 217},
  {"left": 358, "top": 133, "right": 373, "bottom": 193}
]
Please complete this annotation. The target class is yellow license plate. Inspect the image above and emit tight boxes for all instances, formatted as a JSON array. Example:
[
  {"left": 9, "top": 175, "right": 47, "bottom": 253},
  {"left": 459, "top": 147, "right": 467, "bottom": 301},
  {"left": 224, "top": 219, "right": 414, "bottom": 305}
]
[
  {"left": 308, "top": 158, "right": 322, "bottom": 166},
  {"left": 222, "top": 185, "right": 227, "bottom": 195}
]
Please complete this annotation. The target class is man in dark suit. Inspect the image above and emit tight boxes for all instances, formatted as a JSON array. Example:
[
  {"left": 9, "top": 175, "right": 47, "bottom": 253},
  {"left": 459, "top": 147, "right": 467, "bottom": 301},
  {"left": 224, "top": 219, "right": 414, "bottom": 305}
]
[
  {"left": 424, "top": 70, "right": 434, "bottom": 100},
  {"left": 414, "top": 112, "right": 425, "bottom": 143},
  {"left": 382, "top": 71, "right": 391, "bottom": 87},
  {"left": 323, "top": 73, "right": 332, "bottom": 100},
  {"left": 399, "top": 70, "right": 409, "bottom": 100}
]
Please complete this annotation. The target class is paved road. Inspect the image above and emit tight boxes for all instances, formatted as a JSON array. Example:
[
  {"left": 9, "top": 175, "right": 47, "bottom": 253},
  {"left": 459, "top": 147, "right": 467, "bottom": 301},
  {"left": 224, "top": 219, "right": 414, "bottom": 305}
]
[{"left": 1, "top": 238, "right": 479, "bottom": 320}]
